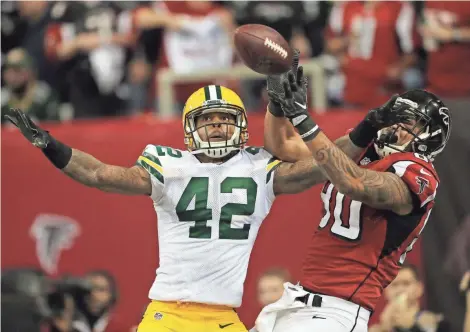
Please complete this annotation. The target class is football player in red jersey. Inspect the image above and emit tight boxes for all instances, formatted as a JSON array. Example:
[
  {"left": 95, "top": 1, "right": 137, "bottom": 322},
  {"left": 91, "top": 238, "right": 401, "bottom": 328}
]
[{"left": 257, "top": 67, "right": 451, "bottom": 332}]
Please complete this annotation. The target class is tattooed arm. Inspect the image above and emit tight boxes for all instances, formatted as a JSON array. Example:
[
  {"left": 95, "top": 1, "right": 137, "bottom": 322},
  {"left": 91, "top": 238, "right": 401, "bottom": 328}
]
[
  {"left": 273, "top": 158, "right": 322, "bottom": 195},
  {"left": 273, "top": 134, "right": 365, "bottom": 195},
  {"left": 306, "top": 132, "right": 413, "bottom": 215},
  {"left": 62, "top": 149, "right": 152, "bottom": 195}
]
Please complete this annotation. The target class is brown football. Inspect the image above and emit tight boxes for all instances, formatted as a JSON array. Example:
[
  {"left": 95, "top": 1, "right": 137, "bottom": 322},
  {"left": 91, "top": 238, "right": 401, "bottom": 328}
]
[{"left": 234, "top": 24, "right": 293, "bottom": 75}]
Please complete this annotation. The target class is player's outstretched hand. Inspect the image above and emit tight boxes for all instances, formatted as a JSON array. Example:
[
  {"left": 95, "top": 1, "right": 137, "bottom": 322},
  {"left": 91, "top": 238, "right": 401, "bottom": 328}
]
[
  {"left": 267, "top": 66, "right": 308, "bottom": 124},
  {"left": 365, "top": 95, "right": 414, "bottom": 130},
  {"left": 3, "top": 108, "right": 51, "bottom": 148},
  {"left": 266, "top": 49, "right": 300, "bottom": 117}
]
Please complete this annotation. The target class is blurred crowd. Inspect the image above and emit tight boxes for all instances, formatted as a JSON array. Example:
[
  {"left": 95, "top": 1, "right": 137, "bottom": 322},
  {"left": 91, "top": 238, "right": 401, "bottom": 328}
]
[
  {"left": 1, "top": 268, "right": 120, "bottom": 332},
  {"left": 2, "top": 0, "right": 469, "bottom": 123},
  {"left": 2, "top": 265, "right": 469, "bottom": 332}
]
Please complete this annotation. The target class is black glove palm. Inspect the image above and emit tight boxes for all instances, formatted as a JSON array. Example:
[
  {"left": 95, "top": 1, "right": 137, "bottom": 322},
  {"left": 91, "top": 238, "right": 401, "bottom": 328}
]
[
  {"left": 3, "top": 108, "right": 50, "bottom": 148},
  {"left": 267, "top": 49, "right": 301, "bottom": 116},
  {"left": 365, "top": 95, "right": 414, "bottom": 130},
  {"left": 349, "top": 94, "right": 415, "bottom": 148},
  {"left": 267, "top": 67, "right": 308, "bottom": 124},
  {"left": 267, "top": 66, "right": 318, "bottom": 141}
]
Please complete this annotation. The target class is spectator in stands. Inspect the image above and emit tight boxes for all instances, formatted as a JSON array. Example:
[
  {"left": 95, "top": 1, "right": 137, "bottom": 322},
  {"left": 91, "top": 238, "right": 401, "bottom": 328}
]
[
  {"left": 1, "top": 268, "right": 48, "bottom": 332},
  {"left": 51, "top": 270, "right": 120, "bottom": 332},
  {"left": 1, "top": 48, "right": 61, "bottom": 124},
  {"left": 15, "top": 1, "right": 86, "bottom": 91},
  {"left": 301, "top": 1, "right": 332, "bottom": 58},
  {"left": 257, "top": 267, "right": 291, "bottom": 307},
  {"left": 461, "top": 272, "right": 470, "bottom": 332},
  {"left": 370, "top": 264, "right": 449, "bottom": 332},
  {"left": 138, "top": 1, "right": 235, "bottom": 114},
  {"left": 15, "top": 1, "right": 56, "bottom": 87},
  {"left": 421, "top": 2, "right": 470, "bottom": 108},
  {"left": 45, "top": 2, "right": 138, "bottom": 119},
  {"left": 229, "top": 1, "right": 311, "bottom": 56},
  {"left": 227, "top": 1, "right": 313, "bottom": 111},
  {"left": 1, "top": 1, "right": 27, "bottom": 64},
  {"left": 74, "top": 270, "right": 120, "bottom": 332},
  {"left": 325, "top": 1, "right": 418, "bottom": 109},
  {"left": 127, "top": 52, "right": 152, "bottom": 114}
]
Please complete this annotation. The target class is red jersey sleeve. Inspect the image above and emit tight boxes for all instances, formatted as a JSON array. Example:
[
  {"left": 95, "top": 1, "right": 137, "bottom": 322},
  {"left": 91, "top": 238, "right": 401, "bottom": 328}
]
[{"left": 389, "top": 155, "right": 439, "bottom": 208}]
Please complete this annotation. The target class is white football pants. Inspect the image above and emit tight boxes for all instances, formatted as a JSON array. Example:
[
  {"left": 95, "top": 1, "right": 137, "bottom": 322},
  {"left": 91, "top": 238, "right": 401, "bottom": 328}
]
[{"left": 253, "top": 283, "right": 370, "bottom": 332}]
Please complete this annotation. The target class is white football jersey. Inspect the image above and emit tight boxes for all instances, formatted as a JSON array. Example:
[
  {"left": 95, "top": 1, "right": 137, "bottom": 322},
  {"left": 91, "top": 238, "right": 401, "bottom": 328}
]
[{"left": 136, "top": 145, "right": 281, "bottom": 307}]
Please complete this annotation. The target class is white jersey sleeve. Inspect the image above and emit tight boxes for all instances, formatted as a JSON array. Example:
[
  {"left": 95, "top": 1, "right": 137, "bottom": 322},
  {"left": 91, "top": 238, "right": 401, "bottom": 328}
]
[{"left": 136, "top": 144, "right": 165, "bottom": 202}]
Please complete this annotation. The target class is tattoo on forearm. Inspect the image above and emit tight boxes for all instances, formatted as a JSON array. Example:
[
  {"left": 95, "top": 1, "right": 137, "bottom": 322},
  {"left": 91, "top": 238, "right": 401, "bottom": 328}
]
[
  {"left": 334, "top": 135, "right": 365, "bottom": 162},
  {"left": 273, "top": 135, "right": 367, "bottom": 195},
  {"left": 313, "top": 134, "right": 412, "bottom": 212},
  {"left": 274, "top": 158, "right": 324, "bottom": 195}
]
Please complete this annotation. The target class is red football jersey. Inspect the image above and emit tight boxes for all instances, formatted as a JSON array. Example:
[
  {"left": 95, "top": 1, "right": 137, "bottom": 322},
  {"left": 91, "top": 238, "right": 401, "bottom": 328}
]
[
  {"left": 327, "top": 2, "right": 417, "bottom": 108},
  {"left": 424, "top": 1, "right": 470, "bottom": 97},
  {"left": 300, "top": 147, "right": 439, "bottom": 311}
]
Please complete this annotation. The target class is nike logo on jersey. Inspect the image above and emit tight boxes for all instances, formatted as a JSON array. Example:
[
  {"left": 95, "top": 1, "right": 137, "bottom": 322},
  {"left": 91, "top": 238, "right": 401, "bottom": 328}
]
[
  {"left": 219, "top": 323, "right": 234, "bottom": 329},
  {"left": 294, "top": 101, "right": 307, "bottom": 109},
  {"left": 420, "top": 168, "right": 432, "bottom": 176},
  {"left": 312, "top": 315, "right": 326, "bottom": 319}
]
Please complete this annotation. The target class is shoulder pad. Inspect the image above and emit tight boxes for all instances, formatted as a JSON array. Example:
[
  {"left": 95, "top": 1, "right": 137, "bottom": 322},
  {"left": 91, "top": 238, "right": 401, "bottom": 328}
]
[{"left": 388, "top": 154, "right": 439, "bottom": 208}]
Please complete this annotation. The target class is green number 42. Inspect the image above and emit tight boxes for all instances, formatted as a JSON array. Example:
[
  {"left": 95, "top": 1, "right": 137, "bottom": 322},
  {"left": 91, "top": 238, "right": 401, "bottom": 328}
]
[{"left": 176, "top": 177, "right": 258, "bottom": 240}]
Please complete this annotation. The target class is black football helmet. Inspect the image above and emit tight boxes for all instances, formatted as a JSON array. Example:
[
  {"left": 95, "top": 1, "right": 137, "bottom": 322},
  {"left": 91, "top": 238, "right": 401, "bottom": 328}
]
[{"left": 374, "top": 89, "right": 451, "bottom": 161}]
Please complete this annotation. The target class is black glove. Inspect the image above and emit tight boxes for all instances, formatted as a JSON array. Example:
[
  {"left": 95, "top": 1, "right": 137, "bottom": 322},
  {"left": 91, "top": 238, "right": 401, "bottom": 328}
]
[
  {"left": 349, "top": 95, "right": 414, "bottom": 148},
  {"left": 3, "top": 108, "right": 72, "bottom": 169},
  {"left": 268, "top": 68, "right": 319, "bottom": 141},
  {"left": 3, "top": 108, "right": 51, "bottom": 148},
  {"left": 266, "top": 49, "right": 300, "bottom": 117},
  {"left": 365, "top": 94, "right": 414, "bottom": 129}
]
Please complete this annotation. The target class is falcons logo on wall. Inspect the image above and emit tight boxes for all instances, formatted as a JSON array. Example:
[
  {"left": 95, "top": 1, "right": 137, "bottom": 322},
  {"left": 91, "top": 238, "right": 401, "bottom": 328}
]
[{"left": 30, "top": 214, "right": 80, "bottom": 275}]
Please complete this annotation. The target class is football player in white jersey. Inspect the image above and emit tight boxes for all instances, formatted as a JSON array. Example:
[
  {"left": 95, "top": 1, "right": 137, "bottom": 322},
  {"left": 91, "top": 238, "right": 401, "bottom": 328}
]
[{"left": 4, "top": 55, "right": 370, "bottom": 332}]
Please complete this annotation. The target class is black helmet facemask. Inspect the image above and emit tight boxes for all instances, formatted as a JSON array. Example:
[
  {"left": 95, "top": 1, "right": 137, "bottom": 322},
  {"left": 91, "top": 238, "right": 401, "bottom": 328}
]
[{"left": 374, "top": 97, "right": 434, "bottom": 158}]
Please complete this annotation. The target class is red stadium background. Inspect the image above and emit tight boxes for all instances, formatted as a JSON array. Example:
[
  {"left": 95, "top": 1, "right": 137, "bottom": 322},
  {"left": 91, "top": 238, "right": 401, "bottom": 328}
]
[{"left": 1, "top": 110, "right": 422, "bottom": 329}]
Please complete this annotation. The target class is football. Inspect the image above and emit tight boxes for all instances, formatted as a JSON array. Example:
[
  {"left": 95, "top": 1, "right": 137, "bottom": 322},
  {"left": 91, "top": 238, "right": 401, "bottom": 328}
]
[{"left": 233, "top": 24, "right": 293, "bottom": 75}]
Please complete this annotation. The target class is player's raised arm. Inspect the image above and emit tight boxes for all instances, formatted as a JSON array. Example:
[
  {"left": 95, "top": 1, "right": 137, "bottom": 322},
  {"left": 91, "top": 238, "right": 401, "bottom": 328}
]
[
  {"left": 271, "top": 134, "right": 370, "bottom": 196},
  {"left": 268, "top": 70, "right": 424, "bottom": 214},
  {"left": 3, "top": 108, "right": 152, "bottom": 196},
  {"left": 268, "top": 66, "right": 404, "bottom": 196},
  {"left": 264, "top": 50, "right": 312, "bottom": 162},
  {"left": 308, "top": 132, "right": 414, "bottom": 215},
  {"left": 265, "top": 55, "right": 376, "bottom": 166}
]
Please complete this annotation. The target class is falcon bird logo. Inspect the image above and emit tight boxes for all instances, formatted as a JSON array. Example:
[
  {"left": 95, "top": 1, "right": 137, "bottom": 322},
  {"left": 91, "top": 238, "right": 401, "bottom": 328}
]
[{"left": 30, "top": 214, "right": 80, "bottom": 274}]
